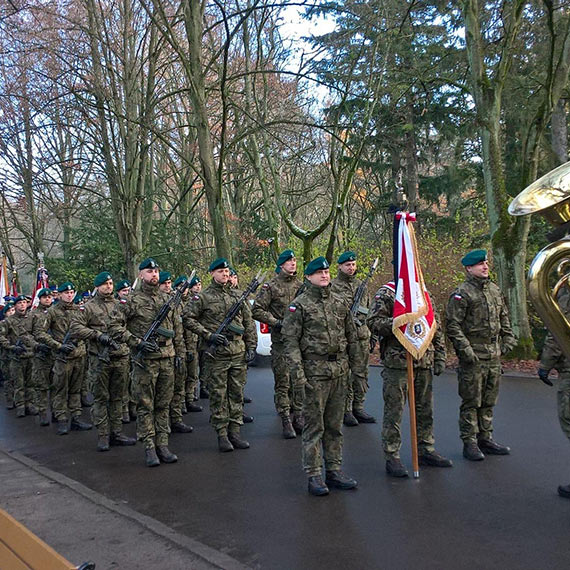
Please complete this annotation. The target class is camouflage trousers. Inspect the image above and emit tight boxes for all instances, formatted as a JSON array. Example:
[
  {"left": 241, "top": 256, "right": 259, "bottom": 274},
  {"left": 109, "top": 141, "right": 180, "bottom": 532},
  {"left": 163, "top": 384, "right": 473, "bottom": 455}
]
[
  {"left": 81, "top": 354, "right": 90, "bottom": 398},
  {"left": 8, "top": 358, "right": 34, "bottom": 410},
  {"left": 33, "top": 355, "right": 53, "bottom": 413},
  {"left": 345, "top": 337, "right": 370, "bottom": 413},
  {"left": 90, "top": 354, "right": 129, "bottom": 437},
  {"left": 558, "top": 372, "right": 570, "bottom": 441},
  {"left": 272, "top": 342, "right": 303, "bottom": 416},
  {"left": 302, "top": 373, "right": 348, "bottom": 476},
  {"left": 202, "top": 354, "right": 246, "bottom": 435},
  {"left": 52, "top": 356, "right": 85, "bottom": 421},
  {"left": 170, "top": 359, "right": 187, "bottom": 424},
  {"left": 122, "top": 365, "right": 136, "bottom": 415},
  {"left": 185, "top": 352, "right": 199, "bottom": 403},
  {"left": 457, "top": 358, "right": 501, "bottom": 442},
  {"left": 134, "top": 357, "right": 174, "bottom": 449},
  {"left": 381, "top": 366, "right": 435, "bottom": 457}
]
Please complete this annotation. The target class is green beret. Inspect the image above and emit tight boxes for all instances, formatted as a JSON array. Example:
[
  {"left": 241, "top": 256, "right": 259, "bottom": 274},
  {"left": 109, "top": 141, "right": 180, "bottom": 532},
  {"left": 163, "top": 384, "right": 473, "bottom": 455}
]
[
  {"left": 304, "top": 256, "right": 330, "bottom": 275},
  {"left": 115, "top": 279, "right": 130, "bottom": 291},
  {"left": 337, "top": 251, "right": 357, "bottom": 264},
  {"left": 139, "top": 257, "right": 159, "bottom": 270},
  {"left": 190, "top": 275, "right": 201, "bottom": 287},
  {"left": 15, "top": 295, "right": 27, "bottom": 304},
  {"left": 229, "top": 266, "right": 237, "bottom": 277},
  {"left": 37, "top": 288, "right": 52, "bottom": 298},
  {"left": 173, "top": 275, "right": 187, "bottom": 288},
  {"left": 159, "top": 271, "right": 171, "bottom": 284},
  {"left": 2, "top": 302, "right": 14, "bottom": 315},
  {"left": 209, "top": 258, "right": 229, "bottom": 272},
  {"left": 94, "top": 271, "right": 112, "bottom": 287},
  {"left": 58, "top": 281, "right": 75, "bottom": 293},
  {"left": 276, "top": 249, "right": 295, "bottom": 266},
  {"left": 461, "top": 249, "right": 487, "bottom": 267}
]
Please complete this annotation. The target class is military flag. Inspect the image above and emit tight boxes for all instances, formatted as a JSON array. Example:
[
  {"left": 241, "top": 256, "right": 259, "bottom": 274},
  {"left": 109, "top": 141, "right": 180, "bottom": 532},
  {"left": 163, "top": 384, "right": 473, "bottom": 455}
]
[
  {"left": 0, "top": 254, "right": 9, "bottom": 307},
  {"left": 31, "top": 265, "right": 49, "bottom": 309}
]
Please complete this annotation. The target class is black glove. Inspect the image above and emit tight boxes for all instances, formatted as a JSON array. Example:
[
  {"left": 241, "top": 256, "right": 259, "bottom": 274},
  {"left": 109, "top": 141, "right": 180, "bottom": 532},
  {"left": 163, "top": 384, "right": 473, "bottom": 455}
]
[
  {"left": 98, "top": 333, "right": 113, "bottom": 346},
  {"left": 36, "top": 343, "right": 51, "bottom": 355},
  {"left": 186, "top": 352, "right": 194, "bottom": 363},
  {"left": 59, "top": 342, "right": 75, "bottom": 355},
  {"left": 538, "top": 368, "right": 553, "bottom": 387},
  {"left": 272, "top": 320, "right": 283, "bottom": 333},
  {"left": 12, "top": 344, "right": 26, "bottom": 356},
  {"left": 174, "top": 356, "right": 183, "bottom": 371},
  {"left": 369, "top": 336, "right": 378, "bottom": 353},
  {"left": 433, "top": 361, "right": 445, "bottom": 376},
  {"left": 209, "top": 333, "right": 229, "bottom": 346},
  {"left": 245, "top": 349, "right": 256, "bottom": 363},
  {"left": 137, "top": 339, "right": 160, "bottom": 354}
]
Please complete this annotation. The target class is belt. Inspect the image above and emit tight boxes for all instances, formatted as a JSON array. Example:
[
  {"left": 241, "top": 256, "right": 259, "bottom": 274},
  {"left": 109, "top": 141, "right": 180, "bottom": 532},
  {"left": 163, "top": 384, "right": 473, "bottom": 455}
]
[
  {"left": 468, "top": 336, "right": 498, "bottom": 344},
  {"left": 303, "top": 353, "right": 338, "bottom": 362}
]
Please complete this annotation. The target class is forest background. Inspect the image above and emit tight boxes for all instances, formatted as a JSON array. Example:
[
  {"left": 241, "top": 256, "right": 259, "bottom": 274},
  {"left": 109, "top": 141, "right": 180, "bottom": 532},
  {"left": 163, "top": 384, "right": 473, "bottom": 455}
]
[{"left": 2, "top": 0, "right": 570, "bottom": 359}]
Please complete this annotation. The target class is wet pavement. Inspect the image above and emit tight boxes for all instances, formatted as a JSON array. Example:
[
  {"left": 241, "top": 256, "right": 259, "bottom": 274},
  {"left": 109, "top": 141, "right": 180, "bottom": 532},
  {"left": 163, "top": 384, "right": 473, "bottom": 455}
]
[{"left": 1, "top": 363, "right": 569, "bottom": 569}]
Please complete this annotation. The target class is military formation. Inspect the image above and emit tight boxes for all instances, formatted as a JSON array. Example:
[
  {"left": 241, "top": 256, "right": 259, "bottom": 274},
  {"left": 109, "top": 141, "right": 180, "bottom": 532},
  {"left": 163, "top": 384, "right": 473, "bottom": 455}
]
[{"left": 2, "top": 246, "right": 565, "bottom": 498}]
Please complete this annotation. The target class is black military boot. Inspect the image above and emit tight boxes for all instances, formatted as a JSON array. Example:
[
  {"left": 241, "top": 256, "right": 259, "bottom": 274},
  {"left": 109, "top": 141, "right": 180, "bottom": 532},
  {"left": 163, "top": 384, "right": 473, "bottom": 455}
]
[
  {"left": 110, "top": 433, "right": 136, "bottom": 446},
  {"left": 292, "top": 412, "right": 304, "bottom": 434},
  {"left": 308, "top": 476, "right": 329, "bottom": 496},
  {"left": 186, "top": 401, "right": 203, "bottom": 413},
  {"left": 97, "top": 435, "right": 110, "bottom": 452},
  {"left": 228, "top": 431, "right": 250, "bottom": 449},
  {"left": 81, "top": 393, "right": 93, "bottom": 407},
  {"left": 343, "top": 412, "right": 359, "bottom": 427},
  {"left": 57, "top": 420, "right": 69, "bottom": 435},
  {"left": 121, "top": 411, "right": 130, "bottom": 424},
  {"left": 325, "top": 470, "right": 358, "bottom": 490},
  {"left": 281, "top": 414, "right": 296, "bottom": 439},
  {"left": 181, "top": 403, "right": 188, "bottom": 415},
  {"left": 242, "top": 414, "right": 254, "bottom": 423},
  {"left": 39, "top": 411, "right": 50, "bottom": 427},
  {"left": 386, "top": 457, "right": 409, "bottom": 478},
  {"left": 463, "top": 441, "right": 485, "bottom": 461},
  {"left": 70, "top": 417, "right": 93, "bottom": 431},
  {"left": 199, "top": 385, "right": 210, "bottom": 399},
  {"left": 353, "top": 409, "right": 376, "bottom": 423},
  {"left": 129, "top": 403, "right": 137, "bottom": 421},
  {"left": 145, "top": 448, "right": 160, "bottom": 467},
  {"left": 419, "top": 450, "right": 453, "bottom": 468},
  {"left": 171, "top": 421, "right": 193, "bottom": 433},
  {"left": 26, "top": 404, "right": 39, "bottom": 416},
  {"left": 478, "top": 438, "right": 510, "bottom": 455},
  {"left": 156, "top": 446, "right": 178, "bottom": 463},
  {"left": 558, "top": 484, "right": 570, "bottom": 499},
  {"left": 16, "top": 406, "right": 25, "bottom": 418},
  {"left": 218, "top": 435, "right": 234, "bottom": 452},
  {"left": 243, "top": 395, "right": 253, "bottom": 404}
]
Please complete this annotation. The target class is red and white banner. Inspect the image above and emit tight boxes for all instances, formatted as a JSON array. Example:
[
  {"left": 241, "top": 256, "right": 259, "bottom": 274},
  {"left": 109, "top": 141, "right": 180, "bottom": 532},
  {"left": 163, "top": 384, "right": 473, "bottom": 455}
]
[
  {"left": 0, "top": 255, "right": 9, "bottom": 306},
  {"left": 392, "top": 212, "right": 436, "bottom": 360},
  {"left": 31, "top": 266, "right": 49, "bottom": 309}
]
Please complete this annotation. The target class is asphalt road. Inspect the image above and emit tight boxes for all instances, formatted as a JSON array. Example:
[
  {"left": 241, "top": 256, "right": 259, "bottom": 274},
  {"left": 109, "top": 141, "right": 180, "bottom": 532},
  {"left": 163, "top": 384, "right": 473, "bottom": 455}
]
[{"left": 1, "top": 363, "right": 569, "bottom": 569}]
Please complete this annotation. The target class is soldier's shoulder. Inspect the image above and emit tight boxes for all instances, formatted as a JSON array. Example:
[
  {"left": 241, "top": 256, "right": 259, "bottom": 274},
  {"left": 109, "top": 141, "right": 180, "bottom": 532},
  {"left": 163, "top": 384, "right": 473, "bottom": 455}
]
[{"left": 373, "top": 283, "right": 395, "bottom": 300}]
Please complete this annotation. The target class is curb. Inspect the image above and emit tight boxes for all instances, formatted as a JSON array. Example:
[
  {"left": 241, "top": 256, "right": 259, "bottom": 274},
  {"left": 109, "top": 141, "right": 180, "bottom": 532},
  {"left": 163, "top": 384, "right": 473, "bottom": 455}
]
[{"left": 0, "top": 446, "right": 251, "bottom": 570}]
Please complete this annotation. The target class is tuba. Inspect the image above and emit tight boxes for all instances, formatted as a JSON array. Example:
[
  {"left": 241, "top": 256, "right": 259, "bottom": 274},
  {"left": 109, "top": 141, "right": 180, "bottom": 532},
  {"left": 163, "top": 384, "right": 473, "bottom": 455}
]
[{"left": 509, "top": 161, "right": 570, "bottom": 360}]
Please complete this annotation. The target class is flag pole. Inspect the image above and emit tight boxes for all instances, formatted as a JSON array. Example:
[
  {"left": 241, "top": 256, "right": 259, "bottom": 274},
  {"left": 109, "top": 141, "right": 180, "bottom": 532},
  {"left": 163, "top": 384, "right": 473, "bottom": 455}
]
[{"left": 406, "top": 351, "right": 420, "bottom": 478}]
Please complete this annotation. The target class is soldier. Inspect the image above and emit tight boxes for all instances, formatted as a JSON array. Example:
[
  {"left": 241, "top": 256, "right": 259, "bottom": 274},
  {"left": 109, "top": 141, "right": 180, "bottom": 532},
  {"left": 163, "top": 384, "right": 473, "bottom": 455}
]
[
  {"left": 252, "top": 249, "right": 304, "bottom": 438},
  {"left": 183, "top": 258, "right": 257, "bottom": 452},
  {"left": 70, "top": 272, "right": 136, "bottom": 451},
  {"left": 331, "top": 251, "right": 376, "bottom": 426},
  {"left": 537, "top": 284, "right": 570, "bottom": 499},
  {"left": 283, "top": 256, "right": 360, "bottom": 496},
  {"left": 116, "top": 279, "right": 131, "bottom": 300},
  {"left": 114, "top": 279, "right": 134, "bottom": 421},
  {"left": 109, "top": 258, "right": 183, "bottom": 467},
  {"left": 37, "top": 282, "right": 92, "bottom": 435},
  {"left": 367, "top": 281, "right": 452, "bottom": 477},
  {"left": 446, "top": 249, "right": 516, "bottom": 461},
  {"left": 0, "top": 295, "right": 36, "bottom": 417}
]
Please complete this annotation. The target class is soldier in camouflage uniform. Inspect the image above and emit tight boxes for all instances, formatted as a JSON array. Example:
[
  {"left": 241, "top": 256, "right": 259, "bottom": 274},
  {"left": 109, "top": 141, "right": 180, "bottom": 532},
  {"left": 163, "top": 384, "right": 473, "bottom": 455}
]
[
  {"left": 70, "top": 272, "right": 136, "bottom": 452},
  {"left": 367, "top": 281, "right": 452, "bottom": 477},
  {"left": 252, "top": 249, "right": 304, "bottom": 438},
  {"left": 0, "top": 302, "right": 15, "bottom": 407},
  {"left": 115, "top": 279, "right": 135, "bottom": 422},
  {"left": 537, "top": 284, "right": 570, "bottom": 499},
  {"left": 183, "top": 258, "right": 257, "bottom": 452},
  {"left": 109, "top": 258, "right": 183, "bottom": 467},
  {"left": 282, "top": 257, "right": 360, "bottom": 496},
  {"left": 0, "top": 295, "right": 36, "bottom": 417},
  {"left": 446, "top": 249, "right": 516, "bottom": 461},
  {"left": 331, "top": 251, "right": 376, "bottom": 427},
  {"left": 37, "top": 282, "right": 92, "bottom": 435}
]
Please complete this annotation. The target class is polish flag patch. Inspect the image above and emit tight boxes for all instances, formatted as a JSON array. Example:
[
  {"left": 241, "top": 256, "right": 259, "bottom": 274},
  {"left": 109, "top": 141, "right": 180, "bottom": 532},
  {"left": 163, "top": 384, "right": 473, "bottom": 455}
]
[
  {"left": 454, "top": 294, "right": 462, "bottom": 300},
  {"left": 288, "top": 305, "right": 297, "bottom": 312},
  {"left": 262, "top": 283, "right": 269, "bottom": 289},
  {"left": 120, "top": 298, "right": 127, "bottom": 304}
]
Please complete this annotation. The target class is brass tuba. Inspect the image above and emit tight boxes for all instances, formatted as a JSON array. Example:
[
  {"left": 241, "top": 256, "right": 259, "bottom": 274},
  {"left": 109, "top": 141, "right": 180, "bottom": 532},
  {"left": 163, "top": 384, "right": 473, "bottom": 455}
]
[{"left": 509, "top": 161, "right": 570, "bottom": 359}]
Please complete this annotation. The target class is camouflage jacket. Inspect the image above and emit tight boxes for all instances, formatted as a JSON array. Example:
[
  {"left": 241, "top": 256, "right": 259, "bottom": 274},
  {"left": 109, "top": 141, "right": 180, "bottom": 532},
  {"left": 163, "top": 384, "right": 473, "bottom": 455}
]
[
  {"left": 0, "top": 311, "right": 34, "bottom": 360},
  {"left": 182, "top": 280, "right": 257, "bottom": 357},
  {"left": 108, "top": 281, "right": 184, "bottom": 359},
  {"left": 540, "top": 287, "right": 570, "bottom": 373},
  {"left": 446, "top": 274, "right": 516, "bottom": 362},
  {"left": 367, "top": 283, "right": 445, "bottom": 370},
  {"left": 330, "top": 270, "right": 371, "bottom": 341},
  {"left": 282, "top": 282, "right": 361, "bottom": 384},
  {"left": 70, "top": 293, "right": 129, "bottom": 357},
  {"left": 36, "top": 301, "right": 86, "bottom": 359},
  {"left": 251, "top": 270, "right": 302, "bottom": 344},
  {"left": 30, "top": 306, "right": 53, "bottom": 359}
]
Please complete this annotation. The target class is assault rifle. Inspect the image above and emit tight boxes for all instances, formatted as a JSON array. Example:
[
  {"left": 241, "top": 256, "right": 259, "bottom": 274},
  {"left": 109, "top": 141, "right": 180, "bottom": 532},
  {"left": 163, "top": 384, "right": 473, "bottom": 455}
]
[
  {"left": 55, "top": 329, "right": 75, "bottom": 362},
  {"left": 132, "top": 270, "right": 195, "bottom": 368},
  {"left": 204, "top": 270, "right": 265, "bottom": 358},
  {"left": 350, "top": 257, "right": 379, "bottom": 327}
]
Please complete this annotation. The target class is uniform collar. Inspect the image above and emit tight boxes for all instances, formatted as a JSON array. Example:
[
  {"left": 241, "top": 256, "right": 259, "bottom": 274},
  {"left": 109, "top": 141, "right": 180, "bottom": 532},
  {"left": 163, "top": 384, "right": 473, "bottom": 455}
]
[
  {"left": 337, "top": 270, "right": 355, "bottom": 284},
  {"left": 277, "top": 270, "right": 296, "bottom": 283},
  {"left": 210, "top": 279, "right": 231, "bottom": 292},
  {"left": 467, "top": 274, "right": 488, "bottom": 289},
  {"left": 141, "top": 281, "right": 160, "bottom": 295},
  {"left": 306, "top": 282, "right": 331, "bottom": 299}
]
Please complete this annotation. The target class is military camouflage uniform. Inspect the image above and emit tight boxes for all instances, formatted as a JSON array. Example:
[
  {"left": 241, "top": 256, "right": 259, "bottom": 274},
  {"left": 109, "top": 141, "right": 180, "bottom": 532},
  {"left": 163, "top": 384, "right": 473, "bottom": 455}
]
[
  {"left": 109, "top": 281, "right": 184, "bottom": 450},
  {"left": 446, "top": 274, "right": 516, "bottom": 443},
  {"left": 184, "top": 327, "right": 200, "bottom": 404},
  {"left": 183, "top": 280, "right": 256, "bottom": 437},
  {"left": 539, "top": 287, "right": 570, "bottom": 441},
  {"left": 252, "top": 269, "right": 303, "bottom": 416},
  {"left": 0, "top": 319, "right": 11, "bottom": 407},
  {"left": 30, "top": 306, "right": 54, "bottom": 415},
  {"left": 70, "top": 292, "right": 130, "bottom": 437},
  {"left": 282, "top": 282, "right": 361, "bottom": 476},
  {"left": 36, "top": 301, "right": 87, "bottom": 422},
  {"left": 330, "top": 270, "right": 371, "bottom": 415},
  {"left": 367, "top": 283, "right": 446, "bottom": 458},
  {"left": 170, "top": 301, "right": 187, "bottom": 425}
]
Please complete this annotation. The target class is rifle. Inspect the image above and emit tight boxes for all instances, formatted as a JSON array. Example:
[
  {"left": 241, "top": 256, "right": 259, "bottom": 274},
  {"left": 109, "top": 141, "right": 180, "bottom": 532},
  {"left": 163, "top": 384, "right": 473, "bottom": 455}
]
[
  {"left": 55, "top": 329, "right": 75, "bottom": 362},
  {"left": 98, "top": 338, "right": 122, "bottom": 365},
  {"left": 132, "top": 270, "right": 195, "bottom": 368},
  {"left": 204, "top": 270, "right": 265, "bottom": 358},
  {"left": 350, "top": 257, "right": 379, "bottom": 326}
]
